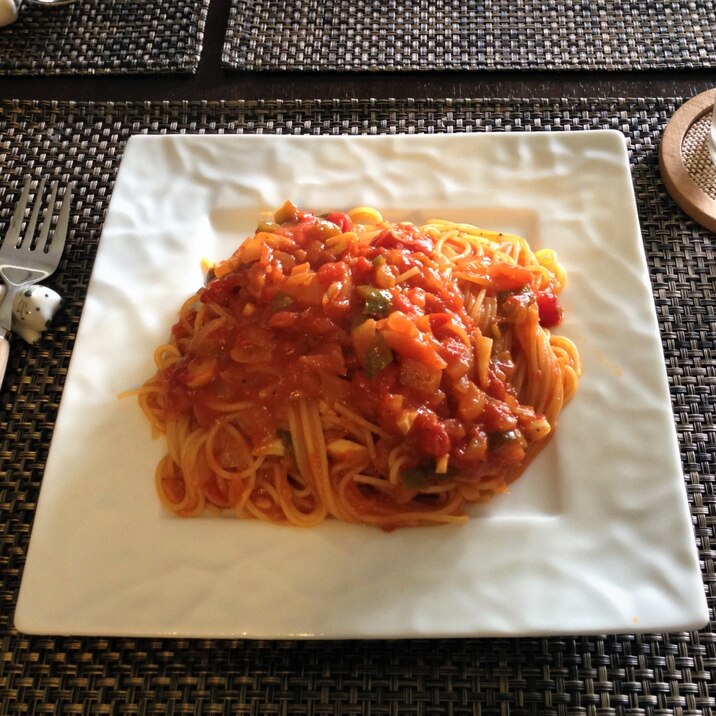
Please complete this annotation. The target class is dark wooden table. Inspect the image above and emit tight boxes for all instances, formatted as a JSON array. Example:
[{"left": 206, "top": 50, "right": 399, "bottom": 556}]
[{"left": 0, "top": 0, "right": 713, "bottom": 103}]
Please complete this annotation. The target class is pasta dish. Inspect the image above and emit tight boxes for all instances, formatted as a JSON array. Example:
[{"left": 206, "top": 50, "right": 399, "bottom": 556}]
[{"left": 129, "top": 202, "right": 580, "bottom": 529}]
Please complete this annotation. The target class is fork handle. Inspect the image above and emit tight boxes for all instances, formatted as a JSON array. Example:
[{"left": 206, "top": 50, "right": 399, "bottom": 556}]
[{"left": 0, "top": 331, "right": 9, "bottom": 390}]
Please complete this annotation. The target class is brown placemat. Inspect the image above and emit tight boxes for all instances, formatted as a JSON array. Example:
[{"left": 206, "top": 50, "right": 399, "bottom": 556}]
[
  {"left": 0, "top": 0, "right": 210, "bottom": 75},
  {"left": 0, "top": 98, "right": 714, "bottom": 714},
  {"left": 222, "top": 0, "right": 716, "bottom": 71}
]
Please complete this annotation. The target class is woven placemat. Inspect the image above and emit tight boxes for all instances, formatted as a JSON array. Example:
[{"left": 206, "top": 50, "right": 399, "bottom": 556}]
[
  {"left": 683, "top": 115, "right": 716, "bottom": 202},
  {"left": 0, "top": 0, "right": 210, "bottom": 75},
  {"left": 222, "top": 0, "right": 716, "bottom": 71},
  {"left": 0, "top": 98, "right": 714, "bottom": 713}
]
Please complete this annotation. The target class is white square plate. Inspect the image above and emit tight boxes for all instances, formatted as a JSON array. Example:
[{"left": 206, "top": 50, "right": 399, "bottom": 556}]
[{"left": 15, "top": 132, "right": 708, "bottom": 638}]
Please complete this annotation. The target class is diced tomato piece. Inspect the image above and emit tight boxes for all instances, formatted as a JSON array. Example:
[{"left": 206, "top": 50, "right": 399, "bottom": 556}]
[
  {"left": 410, "top": 412, "right": 450, "bottom": 457},
  {"left": 428, "top": 313, "right": 453, "bottom": 335},
  {"left": 423, "top": 292, "right": 447, "bottom": 313},
  {"left": 390, "top": 291, "right": 419, "bottom": 315},
  {"left": 351, "top": 256, "right": 374, "bottom": 284},
  {"left": 325, "top": 212, "right": 354, "bottom": 233},
  {"left": 317, "top": 261, "right": 349, "bottom": 285},
  {"left": 481, "top": 399, "right": 518, "bottom": 433},
  {"left": 487, "top": 262, "right": 532, "bottom": 292},
  {"left": 443, "top": 418, "right": 467, "bottom": 445},
  {"left": 536, "top": 290, "right": 563, "bottom": 327},
  {"left": 372, "top": 362, "right": 399, "bottom": 393},
  {"left": 373, "top": 229, "right": 398, "bottom": 249},
  {"left": 201, "top": 273, "right": 242, "bottom": 306}
]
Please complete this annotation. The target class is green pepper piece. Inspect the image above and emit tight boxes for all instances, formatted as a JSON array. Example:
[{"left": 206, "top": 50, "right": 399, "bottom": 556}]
[
  {"left": 271, "top": 292, "right": 294, "bottom": 311},
  {"left": 257, "top": 221, "right": 283, "bottom": 234},
  {"left": 372, "top": 255, "right": 387, "bottom": 266},
  {"left": 401, "top": 464, "right": 456, "bottom": 489},
  {"left": 488, "top": 430, "right": 519, "bottom": 450},
  {"left": 364, "top": 333, "right": 394, "bottom": 378},
  {"left": 357, "top": 285, "right": 392, "bottom": 318},
  {"left": 402, "top": 466, "right": 430, "bottom": 488},
  {"left": 274, "top": 201, "right": 300, "bottom": 225}
]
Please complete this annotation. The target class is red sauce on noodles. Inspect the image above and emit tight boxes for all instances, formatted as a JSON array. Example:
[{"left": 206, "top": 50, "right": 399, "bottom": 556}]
[{"left": 159, "top": 204, "right": 559, "bottom": 480}]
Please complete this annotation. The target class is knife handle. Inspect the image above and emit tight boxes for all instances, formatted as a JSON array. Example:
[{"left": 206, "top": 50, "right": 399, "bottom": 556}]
[{"left": 0, "top": 332, "right": 9, "bottom": 390}]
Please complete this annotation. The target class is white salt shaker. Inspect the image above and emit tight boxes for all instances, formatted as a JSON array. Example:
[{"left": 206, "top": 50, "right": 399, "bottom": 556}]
[{"left": 0, "top": 283, "right": 63, "bottom": 344}]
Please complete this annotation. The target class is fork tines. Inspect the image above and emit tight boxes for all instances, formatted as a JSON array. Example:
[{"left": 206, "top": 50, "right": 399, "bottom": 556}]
[{"left": 2, "top": 176, "right": 72, "bottom": 256}]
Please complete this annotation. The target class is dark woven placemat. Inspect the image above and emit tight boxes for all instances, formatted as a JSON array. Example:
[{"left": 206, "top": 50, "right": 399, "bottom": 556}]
[
  {"left": 0, "top": 98, "right": 714, "bottom": 713},
  {"left": 0, "top": 0, "right": 210, "bottom": 75},
  {"left": 222, "top": 0, "right": 716, "bottom": 71}
]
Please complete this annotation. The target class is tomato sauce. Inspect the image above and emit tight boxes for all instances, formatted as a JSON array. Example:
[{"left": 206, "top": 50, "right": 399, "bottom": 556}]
[{"left": 160, "top": 203, "right": 552, "bottom": 479}]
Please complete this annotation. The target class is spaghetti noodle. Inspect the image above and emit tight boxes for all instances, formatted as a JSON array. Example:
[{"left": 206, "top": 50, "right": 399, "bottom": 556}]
[{"left": 128, "top": 202, "right": 581, "bottom": 529}]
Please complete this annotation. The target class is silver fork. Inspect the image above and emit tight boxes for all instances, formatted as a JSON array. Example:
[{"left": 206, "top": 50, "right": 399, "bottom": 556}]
[{"left": 0, "top": 177, "right": 72, "bottom": 387}]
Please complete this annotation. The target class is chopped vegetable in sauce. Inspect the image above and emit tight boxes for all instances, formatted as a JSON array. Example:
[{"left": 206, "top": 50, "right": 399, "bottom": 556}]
[{"left": 160, "top": 201, "right": 571, "bottom": 496}]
